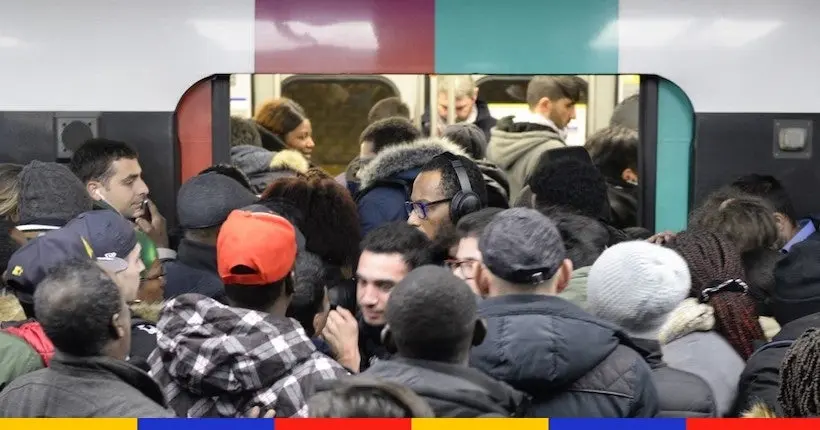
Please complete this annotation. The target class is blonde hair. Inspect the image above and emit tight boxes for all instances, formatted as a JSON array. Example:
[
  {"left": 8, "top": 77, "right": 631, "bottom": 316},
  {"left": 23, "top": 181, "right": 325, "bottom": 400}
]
[
  {"left": 0, "top": 164, "right": 23, "bottom": 222},
  {"left": 437, "top": 75, "right": 476, "bottom": 99}
]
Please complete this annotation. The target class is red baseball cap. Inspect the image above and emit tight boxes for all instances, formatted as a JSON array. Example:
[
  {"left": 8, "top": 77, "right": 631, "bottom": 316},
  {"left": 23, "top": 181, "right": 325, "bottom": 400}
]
[{"left": 217, "top": 209, "right": 297, "bottom": 286}]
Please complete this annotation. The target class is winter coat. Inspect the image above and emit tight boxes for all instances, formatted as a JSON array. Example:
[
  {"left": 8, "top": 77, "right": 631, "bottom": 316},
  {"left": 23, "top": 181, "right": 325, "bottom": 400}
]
[
  {"left": 470, "top": 294, "right": 659, "bottom": 417},
  {"left": 364, "top": 357, "right": 528, "bottom": 417},
  {"left": 486, "top": 116, "right": 566, "bottom": 202}
]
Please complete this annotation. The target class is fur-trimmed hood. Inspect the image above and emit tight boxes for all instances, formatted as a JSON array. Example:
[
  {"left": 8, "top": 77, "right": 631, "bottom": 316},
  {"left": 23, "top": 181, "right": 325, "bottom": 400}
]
[
  {"left": 358, "top": 137, "right": 468, "bottom": 188},
  {"left": 131, "top": 301, "right": 165, "bottom": 324},
  {"left": 743, "top": 403, "right": 777, "bottom": 418},
  {"left": 0, "top": 293, "right": 25, "bottom": 322}
]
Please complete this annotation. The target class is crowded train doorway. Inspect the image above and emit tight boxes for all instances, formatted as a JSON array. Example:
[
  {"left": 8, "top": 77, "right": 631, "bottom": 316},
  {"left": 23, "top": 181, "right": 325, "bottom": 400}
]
[{"left": 202, "top": 73, "right": 677, "bottom": 233}]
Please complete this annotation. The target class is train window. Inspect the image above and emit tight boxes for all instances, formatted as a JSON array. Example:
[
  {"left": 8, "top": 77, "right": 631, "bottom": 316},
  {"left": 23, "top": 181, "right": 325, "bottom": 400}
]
[
  {"left": 281, "top": 76, "right": 399, "bottom": 175},
  {"left": 475, "top": 75, "right": 532, "bottom": 104}
]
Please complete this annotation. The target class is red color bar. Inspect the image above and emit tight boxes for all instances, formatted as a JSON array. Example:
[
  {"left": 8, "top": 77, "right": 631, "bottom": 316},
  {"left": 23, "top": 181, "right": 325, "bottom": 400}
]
[
  {"left": 688, "top": 418, "right": 820, "bottom": 430},
  {"left": 275, "top": 418, "right": 411, "bottom": 430}
]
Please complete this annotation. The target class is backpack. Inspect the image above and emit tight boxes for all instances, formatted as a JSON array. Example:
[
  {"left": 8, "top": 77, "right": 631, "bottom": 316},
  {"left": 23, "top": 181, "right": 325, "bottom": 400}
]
[{"left": 354, "top": 178, "right": 413, "bottom": 205}]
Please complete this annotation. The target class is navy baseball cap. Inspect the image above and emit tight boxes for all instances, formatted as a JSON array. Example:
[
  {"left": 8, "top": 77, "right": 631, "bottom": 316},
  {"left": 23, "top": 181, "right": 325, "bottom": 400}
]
[
  {"left": 479, "top": 208, "right": 567, "bottom": 285},
  {"left": 5, "top": 210, "right": 137, "bottom": 302}
]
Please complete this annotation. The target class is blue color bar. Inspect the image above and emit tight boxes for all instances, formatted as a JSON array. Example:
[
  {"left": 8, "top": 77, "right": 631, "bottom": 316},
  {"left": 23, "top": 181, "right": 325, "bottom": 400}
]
[
  {"left": 550, "top": 418, "right": 687, "bottom": 430},
  {"left": 138, "top": 419, "right": 274, "bottom": 430}
]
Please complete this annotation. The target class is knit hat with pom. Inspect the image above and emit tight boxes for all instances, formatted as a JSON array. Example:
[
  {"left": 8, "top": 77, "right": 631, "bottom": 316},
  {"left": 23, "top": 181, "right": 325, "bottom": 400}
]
[{"left": 587, "top": 241, "right": 691, "bottom": 339}]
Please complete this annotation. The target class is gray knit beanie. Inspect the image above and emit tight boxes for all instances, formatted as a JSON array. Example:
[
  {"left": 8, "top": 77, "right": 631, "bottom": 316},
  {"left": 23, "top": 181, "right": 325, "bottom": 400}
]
[
  {"left": 17, "top": 161, "right": 93, "bottom": 226},
  {"left": 587, "top": 241, "right": 691, "bottom": 339}
]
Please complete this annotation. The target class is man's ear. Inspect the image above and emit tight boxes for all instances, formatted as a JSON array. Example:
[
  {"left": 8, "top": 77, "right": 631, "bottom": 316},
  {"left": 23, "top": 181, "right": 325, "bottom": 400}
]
[
  {"left": 110, "top": 313, "right": 125, "bottom": 340},
  {"left": 621, "top": 168, "right": 638, "bottom": 185},
  {"left": 381, "top": 325, "right": 397, "bottom": 354},
  {"left": 472, "top": 319, "right": 487, "bottom": 346},
  {"left": 475, "top": 264, "right": 492, "bottom": 298},
  {"left": 87, "top": 181, "right": 104, "bottom": 201},
  {"left": 554, "top": 258, "right": 574, "bottom": 295},
  {"left": 534, "top": 97, "right": 552, "bottom": 115}
]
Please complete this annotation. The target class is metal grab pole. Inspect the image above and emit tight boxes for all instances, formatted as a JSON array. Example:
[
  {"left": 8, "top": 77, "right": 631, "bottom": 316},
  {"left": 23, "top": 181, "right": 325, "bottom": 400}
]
[
  {"left": 429, "top": 75, "right": 439, "bottom": 136},
  {"left": 447, "top": 78, "right": 456, "bottom": 126}
]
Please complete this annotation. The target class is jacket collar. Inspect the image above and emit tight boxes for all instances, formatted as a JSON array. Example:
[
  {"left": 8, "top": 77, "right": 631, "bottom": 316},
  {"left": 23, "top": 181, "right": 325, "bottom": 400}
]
[
  {"left": 177, "top": 239, "right": 218, "bottom": 273},
  {"left": 50, "top": 351, "right": 168, "bottom": 408},
  {"left": 2, "top": 319, "right": 54, "bottom": 366},
  {"left": 394, "top": 357, "right": 522, "bottom": 401},
  {"left": 358, "top": 137, "right": 468, "bottom": 187},
  {"left": 629, "top": 337, "right": 666, "bottom": 369},
  {"left": 480, "top": 294, "right": 638, "bottom": 347},
  {"left": 373, "top": 357, "right": 526, "bottom": 415},
  {"left": 775, "top": 312, "right": 820, "bottom": 341}
]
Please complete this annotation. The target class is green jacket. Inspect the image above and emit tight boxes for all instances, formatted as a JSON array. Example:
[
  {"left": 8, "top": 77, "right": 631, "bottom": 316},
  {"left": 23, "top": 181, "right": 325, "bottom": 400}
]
[
  {"left": 486, "top": 118, "right": 566, "bottom": 202},
  {"left": 559, "top": 266, "right": 590, "bottom": 310},
  {"left": 0, "top": 328, "right": 48, "bottom": 391}
]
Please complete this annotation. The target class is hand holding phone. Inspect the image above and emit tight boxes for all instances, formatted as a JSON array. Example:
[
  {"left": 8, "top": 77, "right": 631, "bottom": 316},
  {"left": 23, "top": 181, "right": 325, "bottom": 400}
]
[{"left": 141, "top": 200, "right": 152, "bottom": 223}]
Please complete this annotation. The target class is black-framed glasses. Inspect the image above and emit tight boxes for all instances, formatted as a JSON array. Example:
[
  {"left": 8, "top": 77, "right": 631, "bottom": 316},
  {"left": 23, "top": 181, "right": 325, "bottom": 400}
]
[
  {"left": 445, "top": 258, "right": 480, "bottom": 280},
  {"left": 405, "top": 199, "right": 452, "bottom": 220}
]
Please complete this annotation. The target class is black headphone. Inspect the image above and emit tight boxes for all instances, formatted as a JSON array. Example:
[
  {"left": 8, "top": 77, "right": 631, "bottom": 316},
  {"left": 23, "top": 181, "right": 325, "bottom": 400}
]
[{"left": 437, "top": 153, "right": 483, "bottom": 222}]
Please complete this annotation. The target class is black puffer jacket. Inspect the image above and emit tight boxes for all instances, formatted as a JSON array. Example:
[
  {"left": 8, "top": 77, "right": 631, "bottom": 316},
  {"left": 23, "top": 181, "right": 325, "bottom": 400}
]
[
  {"left": 470, "top": 295, "right": 658, "bottom": 417},
  {"left": 632, "top": 338, "right": 716, "bottom": 417},
  {"left": 733, "top": 312, "right": 820, "bottom": 416},
  {"left": 364, "top": 357, "right": 528, "bottom": 417}
]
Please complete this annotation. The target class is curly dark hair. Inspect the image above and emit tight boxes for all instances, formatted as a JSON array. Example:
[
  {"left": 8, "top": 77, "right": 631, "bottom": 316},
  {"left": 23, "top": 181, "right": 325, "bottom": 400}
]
[
  {"left": 779, "top": 328, "right": 820, "bottom": 417},
  {"left": 260, "top": 175, "right": 361, "bottom": 267},
  {"left": 665, "top": 230, "right": 765, "bottom": 359}
]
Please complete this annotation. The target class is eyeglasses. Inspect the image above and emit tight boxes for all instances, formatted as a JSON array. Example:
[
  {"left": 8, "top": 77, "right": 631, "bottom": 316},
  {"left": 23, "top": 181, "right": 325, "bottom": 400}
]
[
  {"left": 445, "top": 258, "right": 480, "bottom": 280},
  {"left": 405, "top": 199, "right": 452, "bottom": 220}
]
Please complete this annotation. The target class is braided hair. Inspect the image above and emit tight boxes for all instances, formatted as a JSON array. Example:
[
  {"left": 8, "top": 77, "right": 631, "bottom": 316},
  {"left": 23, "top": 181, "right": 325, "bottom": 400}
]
[
  {"left": 779, "top": 328, "right": 820, "bottom": 417},
  {"left": 665, "top": 230, "right": 765, "bottom": 359}
]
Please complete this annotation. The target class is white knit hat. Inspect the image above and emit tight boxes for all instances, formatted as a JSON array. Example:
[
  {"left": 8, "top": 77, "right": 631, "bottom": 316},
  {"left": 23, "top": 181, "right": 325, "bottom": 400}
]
[{"left": 587, "top": 241, "right": 692, "bottom": 339}]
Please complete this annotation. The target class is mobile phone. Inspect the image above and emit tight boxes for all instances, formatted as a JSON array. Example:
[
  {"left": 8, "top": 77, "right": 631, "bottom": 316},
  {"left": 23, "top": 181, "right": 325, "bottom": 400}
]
[{"left": 141, "top": 199, "right": 152, "bottom": 222}]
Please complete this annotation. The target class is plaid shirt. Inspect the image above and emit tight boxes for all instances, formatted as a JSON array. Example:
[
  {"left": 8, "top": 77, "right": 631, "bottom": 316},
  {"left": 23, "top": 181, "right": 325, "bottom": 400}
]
[{"left": 148, "top": 294, "right": 348, "bottom": 417}]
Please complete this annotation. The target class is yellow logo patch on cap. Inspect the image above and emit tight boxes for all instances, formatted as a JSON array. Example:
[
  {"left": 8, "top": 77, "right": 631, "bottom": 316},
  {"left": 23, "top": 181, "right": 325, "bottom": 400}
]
[
  {"left": 11, "top": 266, "right": 23, "bottom": 277},
  {"left": 81, "top": 236, "right": 95, "bottom": 258}
]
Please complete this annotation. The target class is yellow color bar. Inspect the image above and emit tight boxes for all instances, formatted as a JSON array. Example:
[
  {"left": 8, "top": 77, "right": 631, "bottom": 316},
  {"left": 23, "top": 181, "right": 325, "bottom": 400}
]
[
  {"left": 1, "top": 418, "right": 137, "bottom": 430},
  {"left": 413, "top": 418, "right": 548, "bottom": 430}
]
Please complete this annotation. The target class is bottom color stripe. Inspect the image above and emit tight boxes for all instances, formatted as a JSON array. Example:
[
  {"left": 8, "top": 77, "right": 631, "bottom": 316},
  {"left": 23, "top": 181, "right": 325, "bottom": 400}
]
[
  {"left": 549, "top": 418, "right": 684, "bottom": 430},
  {"left": 689, "top": 418, "right": 820, "bottom": 430},
  {"left": 2, "top": 418, "right": 136, "bottom": 430},
  {"left": 276, "top": 418, "right": 410, "bottom": 430},
  {"left": 413, "top": 418, "right": 548, "bottom": 430},
  {"left": 139, "top": 418, "right": 273, "bottom": 430}
]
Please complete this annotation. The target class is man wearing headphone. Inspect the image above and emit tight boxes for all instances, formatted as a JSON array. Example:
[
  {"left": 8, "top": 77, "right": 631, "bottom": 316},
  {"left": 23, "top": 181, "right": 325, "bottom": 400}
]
[{"left": 406, "top": 152, "right": 489, "bottom": 241}]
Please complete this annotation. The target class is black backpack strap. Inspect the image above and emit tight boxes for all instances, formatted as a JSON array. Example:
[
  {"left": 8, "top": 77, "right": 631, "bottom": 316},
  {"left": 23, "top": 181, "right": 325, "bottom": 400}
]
[{"left": 355, "top": 178, "right": 413, "bottom": 204}]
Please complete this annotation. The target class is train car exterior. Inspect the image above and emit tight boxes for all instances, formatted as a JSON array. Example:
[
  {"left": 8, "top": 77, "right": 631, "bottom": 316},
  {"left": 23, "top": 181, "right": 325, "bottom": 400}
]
[{"left": 1, "top": 0, "right": 816, "bottom": 231}]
